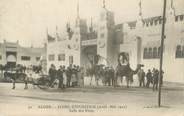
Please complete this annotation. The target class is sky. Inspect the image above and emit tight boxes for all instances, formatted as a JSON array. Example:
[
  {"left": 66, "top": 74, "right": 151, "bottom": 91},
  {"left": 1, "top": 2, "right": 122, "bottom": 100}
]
[{"left": 0, "top": 0, "right": 184, "bottom": 47}]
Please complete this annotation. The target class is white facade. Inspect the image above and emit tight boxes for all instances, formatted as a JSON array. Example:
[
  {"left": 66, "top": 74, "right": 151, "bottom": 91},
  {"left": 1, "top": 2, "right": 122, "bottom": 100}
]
[
  {"left": 119, "top": 2, "right": 184, "bottom": 82},
  {"left": 0, "top": 40, "right": 46, "bottom": 67},
  {"left": 46, "top": 0, "right": 184, "bottom": 83}
]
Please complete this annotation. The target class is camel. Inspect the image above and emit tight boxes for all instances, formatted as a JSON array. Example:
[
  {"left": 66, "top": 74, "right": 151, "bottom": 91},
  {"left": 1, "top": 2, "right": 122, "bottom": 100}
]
[
  {"left": 114, "top": 64, "right": 143, "bottom": 88},
  {"left": 86, "top": 53, "right": 143, "bottom": 87},
  {"left": 114, "top": 52, "right": 144, "bottom": 88}
]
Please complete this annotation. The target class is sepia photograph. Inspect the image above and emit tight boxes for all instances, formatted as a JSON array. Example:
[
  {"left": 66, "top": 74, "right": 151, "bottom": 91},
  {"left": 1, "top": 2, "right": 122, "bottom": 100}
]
[{"left": 0, "top": 0, "right": 184, "bottom": 115}]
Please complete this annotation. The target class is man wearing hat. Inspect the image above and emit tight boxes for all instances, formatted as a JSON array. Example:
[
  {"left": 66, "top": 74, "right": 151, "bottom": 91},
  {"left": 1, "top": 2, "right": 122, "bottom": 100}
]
[{"left": 57, "top": 65, "right": 64, "bottom": 89}]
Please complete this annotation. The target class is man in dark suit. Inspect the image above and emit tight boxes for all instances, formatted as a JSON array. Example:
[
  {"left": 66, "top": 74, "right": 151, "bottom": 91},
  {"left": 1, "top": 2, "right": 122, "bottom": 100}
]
[
  {"left": 57, "top": 66, "right": 64, "bottom": 89},
  {"left": 146, "top": 69, "right": 152, "bottom": 88},
  {"left": 66, "top": 66, "right": 72, "bottom": 87},
  {"left": 49, "top": 64, "right": 57, "bottom": 87},
  {"left": 152, "top": 69, "right": 159, "bottom": 91},
  {"left": 138, "top": 69, "right": 145, "bottom": 87}
]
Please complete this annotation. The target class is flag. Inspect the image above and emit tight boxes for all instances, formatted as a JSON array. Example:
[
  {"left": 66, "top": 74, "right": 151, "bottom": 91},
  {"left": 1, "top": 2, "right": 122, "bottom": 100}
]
[
  {"left": 139, "top": 0, "right": 142, "bottom": 16},
  {"left": 47, "top": 34, "right": 55, "bottom": 42},
  {"left": 66, "top": 22, "right": 73, "bottom": 40},
  {"left": 67, "top": 27, "right": 73, "bottom": 40}
]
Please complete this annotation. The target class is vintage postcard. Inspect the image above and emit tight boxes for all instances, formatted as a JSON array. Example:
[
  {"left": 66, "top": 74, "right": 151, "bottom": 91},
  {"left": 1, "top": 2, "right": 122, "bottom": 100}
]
[{"left": 0, "top": 0, "right": 184, "bottom": 116}]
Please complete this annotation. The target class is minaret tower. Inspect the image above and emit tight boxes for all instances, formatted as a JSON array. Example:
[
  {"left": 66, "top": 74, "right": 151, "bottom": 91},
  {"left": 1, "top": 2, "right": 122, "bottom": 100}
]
[
  {"left": 74, "top": 0, "right": 87, "bottom": 36},
  {"left": 76, "top": 0, "right": 80, "bottom": 27},
  {"left": 136, "top": 0, "right": 144, "bottom": 28},
  {"left": 89, "top": 17, "right": 93, "bottom": 32},
  {"left": 138, "top": 0, "right": 143, "bottom": 20},
  {"left": 72, "top": 0, "right": 87, "bottom": 66},
  {"left": 166, "top": 0, "right": 175, "bottom": 25},
  {"left": 97, "top": 0, "right": 115, "bottom": 66},
  {"left": 168, "top": 0, "right": 175, "bottom": 16}
]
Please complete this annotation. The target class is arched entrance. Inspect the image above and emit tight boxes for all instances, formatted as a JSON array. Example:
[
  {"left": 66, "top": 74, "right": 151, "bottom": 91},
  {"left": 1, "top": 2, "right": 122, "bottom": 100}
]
[
  {"left": 81, "top": 45, "right": 97, "bottom": 68},
  {"left": 6, "top": 52, "right": 17, "bottom": 68}
]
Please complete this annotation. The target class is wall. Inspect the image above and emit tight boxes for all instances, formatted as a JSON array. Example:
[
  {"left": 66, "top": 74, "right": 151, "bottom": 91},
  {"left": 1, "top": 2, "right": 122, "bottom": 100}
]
[
  {"left": 0, "top": 44, "right": 6, "bottom": 65},
  {"left": 0, "top": 41, "right": 45, "bottom": 68},
  {"left": 121, "top": 11, "right": 184, "bottom": 83}
]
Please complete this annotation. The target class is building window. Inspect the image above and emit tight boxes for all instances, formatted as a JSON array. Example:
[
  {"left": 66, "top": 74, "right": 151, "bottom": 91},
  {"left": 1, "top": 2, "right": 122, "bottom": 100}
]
[
  {"left": 154, "top": 20, "right": 158, "bottom": 25},
  {"left": 0, "top": 55, "right": 2, "bottom": 60},
  {"left": 158, "top": 47, "right": 161, "bottom": 58},
  {"left": 48, "top": 54, "right": 55, "bottom": 61},
  {"left": 21, "top": 56, "right": 31, "bottom": 61},
  {"left": 36, "top": 57, "right": 40, "bottom": 61},
  {"left": 58, "top": 54, "right": 65, "bottom": 61},
  {"left": 153, "top": 47, "right": 157, "bottom": 58},
  {"left": 150, "top": 21, "right": 153, "bottom": 26},
  {"left": 100, "top": 33, "right": 104, "bottom": 38},
  {"left": 143, "top": 46, "right": 162, "bottom": 59},
  {"left": 175, "top": 16, "right": 179, "bottom": 22},
  {"left": 175, "top": 45, "right": 184, "bottom": 58},
  {"left": 69, "top": 56, "right": 73, "bottom": 65},
  {"left": 176, "top": 45, "right": 182, "bottom": 58},
  {"left": 143, "top": 48, "right": 148, "bottom": 59},
  {"left": 182, "top": 46, "right": 184, "bottom": 58},
  {"left": 180, "top": 15, "right": 183, "bottom": 21},
  {"left": 148, "top": 48, "right": 152, "bottom": 59}
]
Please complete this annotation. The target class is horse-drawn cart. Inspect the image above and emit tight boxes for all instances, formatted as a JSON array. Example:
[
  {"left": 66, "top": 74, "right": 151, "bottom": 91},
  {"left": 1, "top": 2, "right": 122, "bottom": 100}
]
[{"left": 34, "top": 74, "right": 53, "bottom": 89}]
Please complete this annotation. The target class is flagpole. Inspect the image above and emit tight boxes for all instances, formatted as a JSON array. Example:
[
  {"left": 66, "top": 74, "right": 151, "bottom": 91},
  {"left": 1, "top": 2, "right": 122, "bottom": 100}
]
[{"left": 158, "top": 0, "right": 167, "bottom": 107}]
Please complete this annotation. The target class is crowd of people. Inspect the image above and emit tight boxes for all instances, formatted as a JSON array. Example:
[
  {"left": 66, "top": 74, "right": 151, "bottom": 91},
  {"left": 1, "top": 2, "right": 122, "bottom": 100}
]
[
  {"left": 1, "top": 63, "right": 164, "bottom": 91},
  {"left": 48, "top": 64, "right": 85, "bottom": 89},
  {"left": 137, "top": 68, "right": 164, "bottom": 90}
]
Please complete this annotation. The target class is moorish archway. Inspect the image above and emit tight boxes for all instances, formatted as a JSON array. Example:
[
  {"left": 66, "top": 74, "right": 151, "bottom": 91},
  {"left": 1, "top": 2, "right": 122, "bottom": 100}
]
[{"left": 6, "top": 52, "right": 17, "bottom": 68}]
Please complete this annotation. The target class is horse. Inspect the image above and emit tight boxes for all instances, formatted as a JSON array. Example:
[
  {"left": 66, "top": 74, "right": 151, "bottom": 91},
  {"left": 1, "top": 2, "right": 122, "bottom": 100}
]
[
  {"left": 3, "top": 64, "right": 44, "bottom": 90},
  {"left": 4, "top": 70, "right": 27, "bottom": 89}
]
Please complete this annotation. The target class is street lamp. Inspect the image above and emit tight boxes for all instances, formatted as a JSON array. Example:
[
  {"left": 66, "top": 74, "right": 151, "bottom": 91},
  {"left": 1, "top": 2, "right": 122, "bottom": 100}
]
[{"left": 158, "top": 0, "right": 167, "bottom": 107}]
